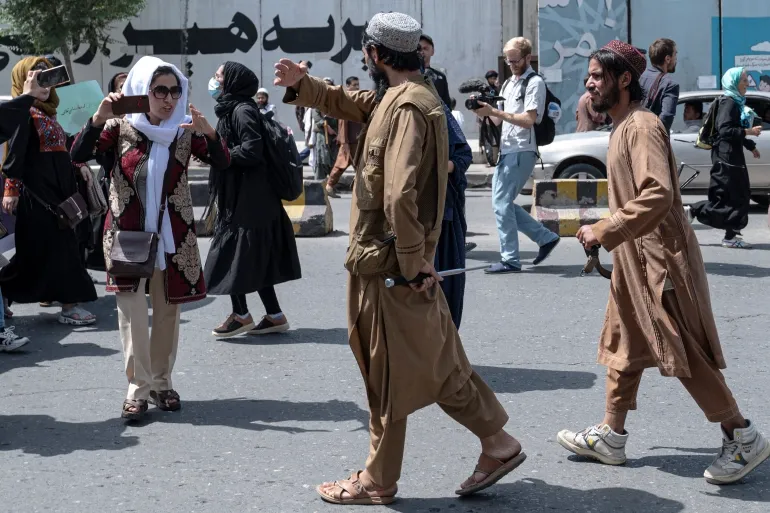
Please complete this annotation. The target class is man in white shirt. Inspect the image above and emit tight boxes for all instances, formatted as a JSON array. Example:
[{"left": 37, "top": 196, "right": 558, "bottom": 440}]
[{"left": 472, "top": 37, "right": 560, "bottom": 273}]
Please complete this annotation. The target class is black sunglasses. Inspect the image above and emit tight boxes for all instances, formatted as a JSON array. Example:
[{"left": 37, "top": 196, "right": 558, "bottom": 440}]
[{"left": 150, "top": 85, "right": 183, "bottom": 100}]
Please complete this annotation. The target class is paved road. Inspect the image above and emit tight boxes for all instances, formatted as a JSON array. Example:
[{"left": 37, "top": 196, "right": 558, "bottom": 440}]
[{"left": 2, "top": 192, "right": 769, "bottom": 512}]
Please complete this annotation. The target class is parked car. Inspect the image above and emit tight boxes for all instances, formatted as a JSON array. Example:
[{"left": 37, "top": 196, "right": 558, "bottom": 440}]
[{"left": 526, "top": 90, "right": 770, "bottom": 205}]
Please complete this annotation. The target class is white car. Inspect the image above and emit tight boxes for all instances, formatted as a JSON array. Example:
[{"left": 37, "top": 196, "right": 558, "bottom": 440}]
[{"left": 528, "top": 90, "right": 770, "bottom": 205}]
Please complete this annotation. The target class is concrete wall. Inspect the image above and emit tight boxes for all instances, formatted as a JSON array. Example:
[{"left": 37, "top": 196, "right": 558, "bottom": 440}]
[
  {"left": 718, "top": 0, "right": 770, "bottom": 91},
  {"left": 631, "top": 0, "right": 719, "bottom": 94},
  {"left": 0, "top": 0, "right": 538, "bottom": 138},
  {"left": 538, "top": 0, "right": 629, "bottom": 134}
]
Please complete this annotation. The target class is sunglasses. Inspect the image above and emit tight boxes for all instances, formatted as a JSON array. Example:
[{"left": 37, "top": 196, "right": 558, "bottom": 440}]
[{"left": 150, "top": 85, "right": 183, "bottom": 100}]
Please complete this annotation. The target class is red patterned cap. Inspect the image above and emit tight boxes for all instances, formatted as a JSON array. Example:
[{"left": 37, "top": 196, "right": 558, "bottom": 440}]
[{"left": 601, "top": 39, "right": 647, "bottom": 78}]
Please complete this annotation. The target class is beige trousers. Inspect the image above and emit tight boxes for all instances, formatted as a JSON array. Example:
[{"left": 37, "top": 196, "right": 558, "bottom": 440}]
[
  {"left": 116, "top": 268, "right": 181, "bottom": 401},
  {"left": 605, "top": 290, "right": 740, "bottom": 423},
  {"left": 365, "top": 371, "right": 509, "bottom": 489}
]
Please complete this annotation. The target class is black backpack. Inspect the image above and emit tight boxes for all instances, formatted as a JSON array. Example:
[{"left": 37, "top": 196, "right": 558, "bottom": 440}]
[
  {"left": 696, "top": 99, "right": 720, "bottom": 150},
  {"left": 509, "top": 73, "right": 560, "bottom": 146},
  {"left": 234, "top": 104, "right": 303, "bottom": 201}
]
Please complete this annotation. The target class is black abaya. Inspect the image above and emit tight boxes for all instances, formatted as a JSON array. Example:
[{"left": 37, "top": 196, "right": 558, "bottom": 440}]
[
  {"left": 0, "top": 95, "right": 97, "bottom": 304},
  {"left": 691, "top": 96, "right": 756, "bottom": 233},
  {"left": 204, "top": 63, "right": 301, "bottom": 295}
]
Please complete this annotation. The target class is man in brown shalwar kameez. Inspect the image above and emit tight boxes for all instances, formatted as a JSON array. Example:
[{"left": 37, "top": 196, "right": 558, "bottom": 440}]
[
  {"left": 557, "top": 40, "right": 770, "bottom": 485},
  {"left": 274, "top": 12, "right": 525, "bottom": 505}
]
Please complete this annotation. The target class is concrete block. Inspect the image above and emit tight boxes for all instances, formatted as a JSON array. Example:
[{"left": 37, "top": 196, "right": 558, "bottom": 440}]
[
  {"left": 531, "top": 179, "right": 610, "bottom": 237},
  {"left": 195, "top": 180, "right": 333, "bottom": 238},
  {"left": 283, "top": 179, "right": 334, "bottom": 237}
]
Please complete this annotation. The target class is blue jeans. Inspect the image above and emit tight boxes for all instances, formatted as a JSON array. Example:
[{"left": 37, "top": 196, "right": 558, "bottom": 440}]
[
  {"left": 299, "top": 146, "right": 310, "bottom": 162},
  {"left": 492, "top": 151, "right": 558, "bottom": 266}
]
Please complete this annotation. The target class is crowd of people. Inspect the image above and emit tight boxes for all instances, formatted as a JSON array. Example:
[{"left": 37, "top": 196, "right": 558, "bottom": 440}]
[{"left": 0, "top": 8, "right": 768, "bottom": 507}]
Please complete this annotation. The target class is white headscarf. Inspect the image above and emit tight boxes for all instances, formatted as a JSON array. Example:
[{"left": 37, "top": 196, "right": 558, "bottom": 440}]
[{"left": 122, "top": 56, "right": 192, "bottom": 270}]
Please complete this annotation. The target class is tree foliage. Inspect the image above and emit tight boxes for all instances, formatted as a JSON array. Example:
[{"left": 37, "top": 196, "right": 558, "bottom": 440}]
[{"left": 0, "top": 0, "right": 146, "bottom": 80}]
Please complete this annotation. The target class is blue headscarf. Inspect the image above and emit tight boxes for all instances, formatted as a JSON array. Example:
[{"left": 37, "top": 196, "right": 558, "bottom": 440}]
[{"left": 722, "top": 67, "right": 756, "bottom": 128}]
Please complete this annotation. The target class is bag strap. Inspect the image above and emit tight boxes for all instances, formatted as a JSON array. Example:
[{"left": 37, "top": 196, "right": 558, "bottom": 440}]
[
  {"left": 645, "top": 71, "right": 666, "bottom": 110},
  {"left": 23, "top": 185, "right": 57, "bottom": 215}
]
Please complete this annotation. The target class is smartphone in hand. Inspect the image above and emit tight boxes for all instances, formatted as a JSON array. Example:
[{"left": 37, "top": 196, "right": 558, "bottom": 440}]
[
  {"left": 111, "top": 95, "right": 151, "bottom": 116},
  {"left": 37, "top": 65, "right": 70, "bottom": 88}
]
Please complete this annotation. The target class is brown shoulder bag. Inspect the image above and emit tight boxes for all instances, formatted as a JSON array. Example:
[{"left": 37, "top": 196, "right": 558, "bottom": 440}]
[{"left": 107, "top": 140, "right": 175, "bottom": 279}]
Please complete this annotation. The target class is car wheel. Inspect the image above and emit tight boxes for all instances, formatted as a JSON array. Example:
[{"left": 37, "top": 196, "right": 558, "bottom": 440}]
[
  {"left": 751, "top": 194, "right": 770, "bottom": 207},
  {"left": 557, "top": 163, "right": 605, "bottom": 180}
]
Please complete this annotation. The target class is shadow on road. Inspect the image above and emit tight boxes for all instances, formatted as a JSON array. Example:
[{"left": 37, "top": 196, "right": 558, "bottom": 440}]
[
  {"left": 474, "top": 366, "right": 597, "bottom": 394},
  {"left": 705, "top": 261, "right": 770, "bottom": 278},
  {"left": 0, "top": 415, "right": 139, "bottom": 456},
  {"left": 0, "top": 398, "right": 368, "bottom": 457},
  {"left": 387, "top": 478, "right": 685, "bottom": 512},
  {"left": 219, "top": 328, "right": 349, "bottom": 345},
  {"left": 150, "top": 397, "right": 368, "bottom": 433}
]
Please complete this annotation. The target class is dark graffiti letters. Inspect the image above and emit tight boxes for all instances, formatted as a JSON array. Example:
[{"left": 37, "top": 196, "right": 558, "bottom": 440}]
[
  {"left": 111, "top": 12, "right": 258, "bottom": 67},
  {"left": 0, "top": 12, "right": 373, "bottom": 72},
  {"left": 330, "top": 18, "right": 368, "bottom": 64},
  {"left": 263, "top": 15, "right": 336, "bottom": 53}
]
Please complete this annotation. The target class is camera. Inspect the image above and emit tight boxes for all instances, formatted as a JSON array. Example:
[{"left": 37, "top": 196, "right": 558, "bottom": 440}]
[{"left": 458, "top": 78, "right": 503, "bottom": 111}]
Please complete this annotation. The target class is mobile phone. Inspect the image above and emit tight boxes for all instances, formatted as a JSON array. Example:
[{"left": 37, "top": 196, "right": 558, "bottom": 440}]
[
  {"left": 111, "top": 95, "right": 151, "bottom": 116},
  {"left": 37, "top": 65, "right": 70, "bottom": 88}
]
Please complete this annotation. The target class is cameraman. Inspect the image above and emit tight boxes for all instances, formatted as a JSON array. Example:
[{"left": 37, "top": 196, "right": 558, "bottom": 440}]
[{"left": 472, "top": 37, "right": 560, "bottom": 274}]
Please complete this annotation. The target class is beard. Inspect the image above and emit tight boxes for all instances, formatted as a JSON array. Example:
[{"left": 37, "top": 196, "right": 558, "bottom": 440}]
[
  {"left": 367, "top": 55, "right": 389, "bottom": 102},
  {"left": 590, "top": 81, "right": 620, "bottom": 113},
  {"left": 669, "top": 63, "right": 677, "bottom": 73}
]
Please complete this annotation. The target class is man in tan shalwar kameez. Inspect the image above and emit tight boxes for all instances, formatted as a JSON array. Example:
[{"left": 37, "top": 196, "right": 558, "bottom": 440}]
[
  {"left": 557, "top": 40, "right": 770, "bottom": 485},
  {"left": 274, "top": 12, "right": 525, "bottom": 506}
]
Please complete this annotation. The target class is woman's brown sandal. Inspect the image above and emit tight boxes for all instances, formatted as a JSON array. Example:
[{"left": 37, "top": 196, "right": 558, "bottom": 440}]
[
  {"left": 121, "top": 399, "right": 148, "bottom": 420},
  {"left": 149, "top": 389, "right": 181, "bottom": 411}
]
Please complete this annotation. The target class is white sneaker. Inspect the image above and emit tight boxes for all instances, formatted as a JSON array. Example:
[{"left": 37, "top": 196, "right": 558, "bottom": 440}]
[
  {"left": 0, "top": 327, "right": 29, "bottom": 352},
  {"left": 722, "top": 236, "right": 752, "bottom": 249},
  {"left": 704, "top": 420, "right": 770, "bottom": 484},
  {"left": 557, "top": 424, "right": 628, "bottom": 465}
]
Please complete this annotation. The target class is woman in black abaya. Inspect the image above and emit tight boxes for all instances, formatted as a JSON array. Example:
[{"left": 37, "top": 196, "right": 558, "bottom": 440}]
[
  {"left": 0, "top": 57, "right": 97, "bottom": 325},
  {"left": 204, "top": 61, "right": 301, "bottom": 338},
  {"left": 690, "top": 67, "right": 761, "bottom": 248}
]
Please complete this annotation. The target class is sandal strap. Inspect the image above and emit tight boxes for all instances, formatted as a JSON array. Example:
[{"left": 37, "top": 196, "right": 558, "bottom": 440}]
[
  {"left": 474, "top": 453, "right": 505, "bottom": 478},
  {"left": 335, "top": 479, "right": 365, "bottom": 500}
]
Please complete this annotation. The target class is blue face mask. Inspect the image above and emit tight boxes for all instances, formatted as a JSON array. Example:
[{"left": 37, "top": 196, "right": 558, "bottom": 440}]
[{"left": 208, "top": 77, "right": 222, "bottom": 98}]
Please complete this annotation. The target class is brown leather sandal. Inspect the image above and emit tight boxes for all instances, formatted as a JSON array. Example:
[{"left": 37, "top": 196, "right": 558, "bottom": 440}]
[
  {"left": 316, "top": 471, "right": 397, "bottom": 505},
  {"left": 149, "top": 389, "right": 181, "bottom": 411},
  {"left": 121, "top": 399, "right": 148, "bottom": 421},
  {"left": 455, "top": 451, "right": 527, "bottom": 496}
]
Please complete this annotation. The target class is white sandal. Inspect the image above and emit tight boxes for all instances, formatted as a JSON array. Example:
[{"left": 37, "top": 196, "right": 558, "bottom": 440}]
[{"left": 58, "top": 306, "right": 96, "bottom": 326}]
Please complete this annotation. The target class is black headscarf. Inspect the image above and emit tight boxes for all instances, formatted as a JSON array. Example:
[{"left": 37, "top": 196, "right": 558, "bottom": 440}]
[
  {"left": 206, "top": 62, "right": 260, "bottom": 225},
  {"left": 214, "top": 61, "right": 259, "bottom": 125}
]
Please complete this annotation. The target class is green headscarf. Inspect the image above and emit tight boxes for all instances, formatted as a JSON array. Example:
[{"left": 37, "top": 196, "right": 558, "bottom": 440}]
[{"left": 722, "top": 67, "right": 756, "bottom": 128}]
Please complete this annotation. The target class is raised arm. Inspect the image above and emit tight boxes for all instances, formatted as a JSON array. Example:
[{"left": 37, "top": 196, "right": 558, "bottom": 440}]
[
  {"left": 592, "top": 125, "right": 674, "bottom": 251},
  {"left": 275, "top": 59, "right": 375, "bottom": 123}
]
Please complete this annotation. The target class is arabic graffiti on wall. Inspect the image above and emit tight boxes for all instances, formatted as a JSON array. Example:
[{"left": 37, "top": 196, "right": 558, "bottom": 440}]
[
  {"left": 538, "top": 0, "right": 628, "bottom": 134},
  {"left": 0, "top": 0, "right": 522, "bottom": 137}
]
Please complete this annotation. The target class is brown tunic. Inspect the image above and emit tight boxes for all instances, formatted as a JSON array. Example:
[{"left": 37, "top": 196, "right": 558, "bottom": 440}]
[
  {"left": 284, "top": 75, "right": 474, "bottom": 421},
  {"left": 592, "top": 107, "right": 725, "bottom": 377}
]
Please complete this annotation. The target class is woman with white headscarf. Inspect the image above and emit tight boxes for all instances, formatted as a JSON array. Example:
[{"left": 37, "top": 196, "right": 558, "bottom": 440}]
[{"left": 71, "top": 57, "right": 230, "bottom": 421}]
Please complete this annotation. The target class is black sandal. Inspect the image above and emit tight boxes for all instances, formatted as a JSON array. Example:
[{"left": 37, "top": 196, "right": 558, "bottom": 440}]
[
  {"left": 121, "top": 399, "right": 148, "bottom": 420},
  {"left": 149, "top": 389, "right": 181, "bottom": 411}
]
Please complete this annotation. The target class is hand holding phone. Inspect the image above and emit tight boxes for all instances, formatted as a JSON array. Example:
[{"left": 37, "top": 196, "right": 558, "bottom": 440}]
[
  {"left": 23, "top": 70, "right": 50, "bottom": 100},
  {"left": 110, "top": 95, "right": 150, "bottom": 116},
  {"left": 36, "top": 65, "right": 70, "bottom": 88}
]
